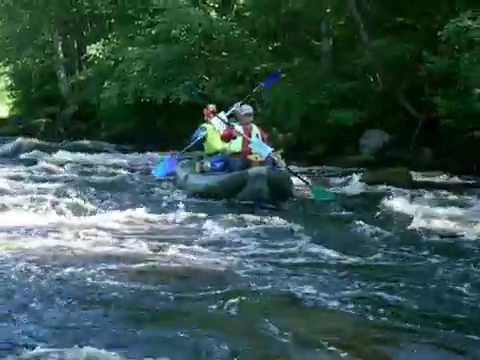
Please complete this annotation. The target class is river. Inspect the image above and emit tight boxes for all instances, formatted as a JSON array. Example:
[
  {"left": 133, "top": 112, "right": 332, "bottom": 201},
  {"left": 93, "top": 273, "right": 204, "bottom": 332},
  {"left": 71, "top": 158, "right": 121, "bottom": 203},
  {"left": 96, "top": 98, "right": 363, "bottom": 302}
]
[{"left": 0, "top": 137, "right": 478, "bottom": 360}]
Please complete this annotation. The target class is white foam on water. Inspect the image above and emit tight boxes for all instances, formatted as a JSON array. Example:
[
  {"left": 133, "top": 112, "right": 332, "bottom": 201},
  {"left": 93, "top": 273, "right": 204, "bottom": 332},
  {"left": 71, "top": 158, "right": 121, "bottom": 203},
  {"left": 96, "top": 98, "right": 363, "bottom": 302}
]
[
  {"left": 0, "top": 177, "right": 12, "bottom": 191},
  {"left": 409, "top": 216, "right": 479, "bottom": 239},
  {"left": 382, "top": 194, "right": 480, "bottom": 239},
  {"left": 0, "top": 145, "right": 255, "bottom": 301},
  {"left": 0, "top": 205, "right": 210, "bottom": 256},
  {"left": 199, "top": 213, "right": 359, "bottom": 270},
  {"left": 412, "top": 171, "right": 476, "bottom": 184},
  {"left": 382, "top": 196, "right": 466, "bottom": 218},
  {"left": 288, "top": 284, "right": 342, "bottom": 309},
  {"left": 0, "top": 192, "right": 96, "bottom": 217},
  {"left": 18, "top": 148, "right": 149, "bottom": 171},
  {"left": 32, "top": 160, "right": 65, "bottom": 174},
  {"left": 233, "top": 213, "right": 290, "bottom": 225},
  {"left": 219, "top": 216, "right": 339, "bottom": 262},
  {"left": 0, "top": 209, "right": 60, "bottom": 227},
  {"left": 0, "top": 164, "right": 30, "bottom": 178},
  {"left": 0, "top": 226, "right": 150, "bottom": 257},
  {"left": 202, "top": 219, "right": 228, "bottom": 238},
  {"left": 301, "top": 242, "right": 359, "bottom": 262},
  {"left": 373, "top": 291, "right": 409, "bottom": 305},
  {"left": 332, "top": 173, "right": 367, "bottom": 195},
  {"left": 200, "top": 216, "right": 296, "bottom": 245},
  {"left": 0, "top": 137, "right": 55, "bottom": 157},
  {"left": 46, "top": 150, "right": 130, "bottom": 167},
  {"left": 352, "top": 220, "right": 391, "bottom": 240},
  {"left": 222, "top": 296, "right": 246, "bottom": 315},
  {"left": 0, "top": 145, "right": 218, "bottom": 265},
  {"left": 160, "top": 244, "right": 231, "bottom": 271},
  {"left": 4, "top": 346, "right": 172, "bottom": 360},
  {"left": 20, "top": 150, "right": 52, "bottom": 161}
]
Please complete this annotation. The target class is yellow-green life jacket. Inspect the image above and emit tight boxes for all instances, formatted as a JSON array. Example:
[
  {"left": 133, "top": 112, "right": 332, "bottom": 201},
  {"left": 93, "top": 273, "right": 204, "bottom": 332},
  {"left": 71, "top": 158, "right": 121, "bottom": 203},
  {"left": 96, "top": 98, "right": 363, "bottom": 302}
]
[{"left": 201, "top": 123, "right": 227, "bottom": 155}]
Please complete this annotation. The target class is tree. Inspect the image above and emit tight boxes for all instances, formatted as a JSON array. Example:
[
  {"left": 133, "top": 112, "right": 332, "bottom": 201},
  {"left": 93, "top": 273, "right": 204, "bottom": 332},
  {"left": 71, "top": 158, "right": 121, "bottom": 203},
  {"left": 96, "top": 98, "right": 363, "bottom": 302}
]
[{"left": 0, "top": 0, "right": 479, "bottom": 172}]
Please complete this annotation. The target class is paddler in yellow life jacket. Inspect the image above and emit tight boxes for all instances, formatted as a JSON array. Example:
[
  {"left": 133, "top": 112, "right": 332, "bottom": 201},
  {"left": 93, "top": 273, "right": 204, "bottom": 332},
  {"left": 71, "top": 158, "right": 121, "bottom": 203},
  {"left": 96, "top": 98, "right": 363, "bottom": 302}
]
[{"left": 191, "top": 104, "right": 229, "bottom": 172}]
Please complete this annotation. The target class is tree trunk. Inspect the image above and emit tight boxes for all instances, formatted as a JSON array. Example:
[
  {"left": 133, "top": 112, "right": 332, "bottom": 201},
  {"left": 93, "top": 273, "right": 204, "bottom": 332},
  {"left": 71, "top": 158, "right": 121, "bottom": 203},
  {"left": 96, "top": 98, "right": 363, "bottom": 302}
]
[
  {"left": 52, "top": 29, "right": 71, "bottom": 104},
  {"left": 348, "top": 0, "right": 383, "bottom": 90},
  {"left": 53, "top": 26, "right": 78, "bottom": 137},
  {"left": 396, "top": 81, "right": 425, "bottom": 150},
  {"left": 397, "top": 91, "right": 422, "bottom": 121},
  {"left": 320, "top": 19, "right": 332, "bottom": 73},
  {"left": 348, "top": 0, "right": 369, "bottom": 45},
  {"left": 219, "top": 0, "right": 235, "bottom": 15}
]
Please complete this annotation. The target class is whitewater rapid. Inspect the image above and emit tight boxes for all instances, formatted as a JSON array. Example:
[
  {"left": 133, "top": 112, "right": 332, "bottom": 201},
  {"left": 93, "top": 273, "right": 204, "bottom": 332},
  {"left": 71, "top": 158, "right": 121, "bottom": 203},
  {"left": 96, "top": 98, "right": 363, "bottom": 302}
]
[{"left": 0, "top": 137, "right": 478, "bottom": 359}]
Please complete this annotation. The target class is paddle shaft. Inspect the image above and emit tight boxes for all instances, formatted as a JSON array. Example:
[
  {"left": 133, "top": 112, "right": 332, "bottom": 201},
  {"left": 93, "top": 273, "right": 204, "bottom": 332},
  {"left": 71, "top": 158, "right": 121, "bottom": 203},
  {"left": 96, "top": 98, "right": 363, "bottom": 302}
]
[
  {"left": 173, "top": 133, "right": 206, "bottom": 157},
  {"left": 206, "top": 75, "right": 317, "bottom": 186},
  {"left": 212, "top": 71, "right": 319, "bottom": 187},
  {"left": 282, "top": 164, "right": 312, "bottom": 186},
  {"left": 153, "top": 72, "right": 280, "bottom": 177},
  {"left": 207, "top": 85, "right": 263, "bottom": 126},
  {"left": 213, "top": 115, "right": 313, "bottom": 186}
]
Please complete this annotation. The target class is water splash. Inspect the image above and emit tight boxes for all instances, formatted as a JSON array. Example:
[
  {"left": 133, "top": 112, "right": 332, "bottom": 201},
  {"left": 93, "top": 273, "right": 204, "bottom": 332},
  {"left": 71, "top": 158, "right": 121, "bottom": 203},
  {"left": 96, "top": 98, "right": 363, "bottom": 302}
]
[{"left": 0, "top": 137, "right": 477, "bottom": 359}]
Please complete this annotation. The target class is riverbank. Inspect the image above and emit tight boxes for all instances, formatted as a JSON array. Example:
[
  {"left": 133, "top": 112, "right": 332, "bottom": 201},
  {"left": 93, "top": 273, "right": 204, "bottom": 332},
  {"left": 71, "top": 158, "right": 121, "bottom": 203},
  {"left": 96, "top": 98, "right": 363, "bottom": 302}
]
[{"left": 1, "top": 112, "right": 479, "bottom": 181}]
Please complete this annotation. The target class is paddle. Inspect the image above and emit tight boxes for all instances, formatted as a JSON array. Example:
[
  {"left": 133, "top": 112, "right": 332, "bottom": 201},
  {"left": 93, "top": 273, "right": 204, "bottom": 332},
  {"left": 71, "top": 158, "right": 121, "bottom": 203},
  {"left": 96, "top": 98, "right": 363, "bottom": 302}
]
[
  {"left": 281, "top": 162, "right": 336, "bottom": 201},
  {"left": 225, "top": 123, "right": 336, "bottom": 202},
  {"left": 217, "top": 70, "right": 336, "bottom": 201},
  {"left": 151, "top": 70, "right": 283, "bottom": 178},
  {"left": 152, "top": 69, "right": 336, "bottom": 201},
  {"left": 151, "top": 132, "right": 205, "bottom": 177}
]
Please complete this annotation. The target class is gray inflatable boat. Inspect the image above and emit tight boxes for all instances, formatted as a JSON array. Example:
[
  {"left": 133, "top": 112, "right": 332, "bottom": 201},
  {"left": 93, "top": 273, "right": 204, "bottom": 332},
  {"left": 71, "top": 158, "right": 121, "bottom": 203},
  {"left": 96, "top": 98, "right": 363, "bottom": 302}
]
[{"left": 174, "top": 159, "right": 293, "bottom": 204}]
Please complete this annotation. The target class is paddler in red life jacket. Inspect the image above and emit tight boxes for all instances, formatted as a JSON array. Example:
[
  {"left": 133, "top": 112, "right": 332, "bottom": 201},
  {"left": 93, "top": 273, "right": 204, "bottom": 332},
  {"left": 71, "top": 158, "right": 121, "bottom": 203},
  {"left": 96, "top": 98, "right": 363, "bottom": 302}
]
[{"left": 221, "top": 104, "right": 270, "bottom": 171}]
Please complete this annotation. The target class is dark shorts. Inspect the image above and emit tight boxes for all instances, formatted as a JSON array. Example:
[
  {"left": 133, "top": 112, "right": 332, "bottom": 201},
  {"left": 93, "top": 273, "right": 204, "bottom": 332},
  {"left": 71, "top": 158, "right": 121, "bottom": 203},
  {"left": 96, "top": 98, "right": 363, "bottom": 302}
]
[
  {"left": 226, "top": 154, "right": 276, "bottom": 172},
  {"left": 226, "top": 155, "right": 249, "bottom": 172}
]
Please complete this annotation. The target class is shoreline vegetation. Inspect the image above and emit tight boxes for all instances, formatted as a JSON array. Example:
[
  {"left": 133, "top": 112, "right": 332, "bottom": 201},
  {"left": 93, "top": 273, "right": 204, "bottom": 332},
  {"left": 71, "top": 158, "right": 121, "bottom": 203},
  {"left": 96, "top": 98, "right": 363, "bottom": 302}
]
[
  {"left": 0, "top": 71, "right": 10, "bottom": 118},
  {"left": 0, "top": 1, "right": 479, "bottom": 176}
]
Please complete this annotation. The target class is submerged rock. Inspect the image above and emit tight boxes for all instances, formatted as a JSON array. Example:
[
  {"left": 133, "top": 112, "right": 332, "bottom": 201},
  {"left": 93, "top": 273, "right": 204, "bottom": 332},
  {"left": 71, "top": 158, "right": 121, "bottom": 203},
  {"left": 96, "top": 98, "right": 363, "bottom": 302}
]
[
  {"left": 359, "top": 129, "right": 391, "bottom": 156},
  {"left": 20, "top": 118, "right": 56, "bottom": 138},
  {"left": 62, "top": 140, "right": 118, "bottom": 153},
  {"left": 324, "top": 154, "right": 376, "bottom": 168},
  {"left": 361, "top": 167, "right": 413, "bottom": 188},
  {"left": 0, "top": 137, "right": 58, "bottom": 158},
  {"left": 0, "top": 123, "right": 21, "bottom": 137}
]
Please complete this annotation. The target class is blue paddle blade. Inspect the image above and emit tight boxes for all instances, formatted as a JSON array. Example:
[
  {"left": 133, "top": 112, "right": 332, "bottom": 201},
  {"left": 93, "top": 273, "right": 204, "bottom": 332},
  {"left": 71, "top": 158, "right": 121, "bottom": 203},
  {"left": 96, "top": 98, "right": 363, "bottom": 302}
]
[
  {"left": 191, "top": 127, "right": 207, "bottom": 142},
  {"left": 262, "top": 69, "right": 282, "bottom": 88},
  {"left": 152, "top": 153, "right": 178, "bottom": 177},
  {"left": 249, "top": 138, "right": 274, "bottom": 158}
]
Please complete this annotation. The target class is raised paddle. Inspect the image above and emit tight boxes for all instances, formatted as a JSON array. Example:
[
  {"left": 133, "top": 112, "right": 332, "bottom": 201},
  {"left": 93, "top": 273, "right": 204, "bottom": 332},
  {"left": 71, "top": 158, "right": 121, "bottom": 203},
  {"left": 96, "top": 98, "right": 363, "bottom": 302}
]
[
  {"left": 151, "top": 70, "right": 283, "bottom": 178},
  {"left": 152, "top": 69, "right": 336, "bottom": 201},
  {"left": 216, "top": 70, "right": 336, "bottom": 201}
]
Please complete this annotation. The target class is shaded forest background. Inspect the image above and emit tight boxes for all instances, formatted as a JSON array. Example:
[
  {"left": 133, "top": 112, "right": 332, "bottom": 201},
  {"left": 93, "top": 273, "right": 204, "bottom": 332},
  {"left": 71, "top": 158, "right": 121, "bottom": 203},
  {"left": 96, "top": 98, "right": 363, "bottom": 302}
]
[{"left": 0, "top": 0, "right": 479, "bottom": 173}]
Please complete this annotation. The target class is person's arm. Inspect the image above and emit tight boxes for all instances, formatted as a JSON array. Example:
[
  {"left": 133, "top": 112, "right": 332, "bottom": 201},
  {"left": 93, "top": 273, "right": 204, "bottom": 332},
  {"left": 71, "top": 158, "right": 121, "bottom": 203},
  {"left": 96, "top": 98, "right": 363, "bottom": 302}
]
[
  {"left": 260, "top": 128, "right": 269, "bottom": 144},
  {"left": 221, "top": 127, "right": 235, "bottom": 142}
]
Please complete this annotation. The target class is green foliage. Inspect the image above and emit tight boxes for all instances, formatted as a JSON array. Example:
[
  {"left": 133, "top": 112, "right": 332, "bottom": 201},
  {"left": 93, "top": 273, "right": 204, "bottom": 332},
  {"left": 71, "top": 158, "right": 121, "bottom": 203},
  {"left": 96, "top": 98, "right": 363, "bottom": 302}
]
[
  {"left": 0, "top": 0, "right": 479, "bottom": 163},
  {"left": 423, "top": 10, "right": 480, "bottom": 130},
  {"left": 0, "top": 68, "right": 11, "bottom": 117}
]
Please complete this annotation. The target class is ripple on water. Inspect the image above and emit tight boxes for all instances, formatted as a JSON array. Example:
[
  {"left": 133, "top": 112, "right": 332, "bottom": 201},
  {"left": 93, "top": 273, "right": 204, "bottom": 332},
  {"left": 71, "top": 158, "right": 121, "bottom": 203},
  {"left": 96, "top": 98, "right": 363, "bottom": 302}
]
[
  {"left": 0, "top": 138, "right": 478, "bottom": 359},
  {"left": 382, "top": 193, "right": 480, "bottom": 239}
]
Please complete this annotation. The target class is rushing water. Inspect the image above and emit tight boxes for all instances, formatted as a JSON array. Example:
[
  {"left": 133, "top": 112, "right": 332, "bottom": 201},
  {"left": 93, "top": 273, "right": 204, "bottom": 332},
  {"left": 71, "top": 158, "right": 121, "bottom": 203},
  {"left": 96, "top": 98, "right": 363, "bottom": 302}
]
[{"left": 0, "top": 137, "right": 479, "bottom": 359}]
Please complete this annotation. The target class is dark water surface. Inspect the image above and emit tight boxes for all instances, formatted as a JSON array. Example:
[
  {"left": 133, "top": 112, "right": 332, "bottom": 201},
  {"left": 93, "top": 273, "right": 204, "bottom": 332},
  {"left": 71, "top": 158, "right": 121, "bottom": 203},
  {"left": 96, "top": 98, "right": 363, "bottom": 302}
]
[{"left": 0, "top": 137, "right": 478, "bottom": 359}]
